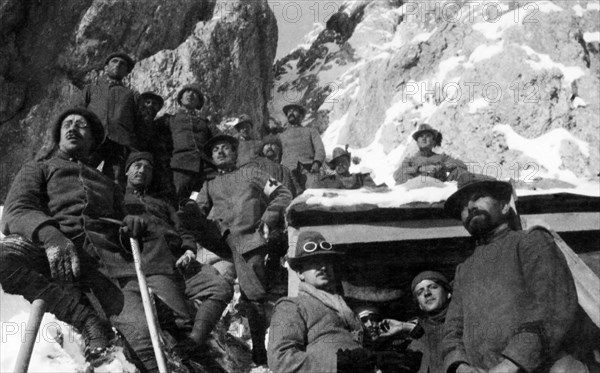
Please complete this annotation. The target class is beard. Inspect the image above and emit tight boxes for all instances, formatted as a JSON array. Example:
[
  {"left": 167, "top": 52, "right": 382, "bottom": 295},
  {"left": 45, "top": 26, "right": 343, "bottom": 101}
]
[
  {"left": 139, "top": 107, "right": 157, "bottom": 122},
  {"left": 463, "top": 209, "right": 497, "bottom": 238}
]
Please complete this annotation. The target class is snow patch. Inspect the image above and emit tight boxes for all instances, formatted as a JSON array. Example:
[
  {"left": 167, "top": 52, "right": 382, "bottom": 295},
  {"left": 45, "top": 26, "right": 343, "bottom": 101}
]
[
  {"left": 468, "top": 98, "right": 489, "bottom": 113},
  {"left": 584, "top": 31, "right": 600, "bottom": 43},
  {"left": 537, "top": 1, "right": 563, "bottom": 13},
  {"left": 572, "top": 96, "right": 587, "bottom": 108},
  {"left": 464, "top": 42, "right": 504, "bottom": 68},
  {"left": 472, "top": 7, "right": 520, "bottom": 40},
  {"left": 322, "top": 113, "right": 349, "bottom": 149},
  {"left": 494, "top": 124, "right": 590, "bottom": 183},
  {"left": 411, "top": 28, "right": 437, "bottom": 44},
  {"left": 588, "top": 2, "right": 600, "bottom": 11},
  {"left": 298, "top": 23, "right": 325, "bottom": 50},
  {"left": 573, "top": 4, "right": 585, "bottom": 16},
  {"left": 521, "top": 45, "right": 585, "bottom": 84}
]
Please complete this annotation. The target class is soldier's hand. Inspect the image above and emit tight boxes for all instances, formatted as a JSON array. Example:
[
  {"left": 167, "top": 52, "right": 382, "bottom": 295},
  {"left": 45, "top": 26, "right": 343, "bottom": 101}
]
[
  {"left": 38, "top": 225, "right": 80, "bottom": 282},
  {"left": 175, "top": 250, "right": 196, "bottom": 270},
  {"left": 122, "top": 215, "right": 147, "bottom": 238},
  {"left": 310, "top": 161, "right": 321, "bottom": 173}
]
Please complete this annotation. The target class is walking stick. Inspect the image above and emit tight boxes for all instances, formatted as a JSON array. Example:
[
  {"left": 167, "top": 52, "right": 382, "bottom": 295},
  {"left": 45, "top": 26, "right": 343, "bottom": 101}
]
[
  {"left": 14, "top": 299, "right": 46, "bottom": 373},
  {"left": 129, "top": 236, "right": 169, "bottom": 373},
  {"left": 98, "top": 217, "right": 168, "bottom": 372}
]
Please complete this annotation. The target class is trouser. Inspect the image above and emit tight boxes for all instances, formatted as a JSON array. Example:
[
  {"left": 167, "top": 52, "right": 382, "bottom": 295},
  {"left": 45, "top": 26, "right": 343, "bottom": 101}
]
[
  {"left": 90, "top": 138, "right": 131, "bottom": 189},
  {"left": 194, "top": 222, "right": 270, "bottom": 364},
  {"left": 0, "top": 235, "right": 156, "bottom": 372},
  {"left": 172, "top": 169, "right": 205, "bottom": 204},
  {"left": 291, "top": 164, "right": 320, "bottom": 191},
  {"left": 145, "top": 265, "right": 233, "bottom": 346}
]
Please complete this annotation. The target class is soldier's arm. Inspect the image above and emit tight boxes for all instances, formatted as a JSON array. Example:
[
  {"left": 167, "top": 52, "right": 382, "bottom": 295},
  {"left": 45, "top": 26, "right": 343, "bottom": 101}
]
[
  {"left": 393, "top": 157, "right": 418, "bottom": 184},
  {"left": 442, "top": 264, "right": 471, "bottom": 373},
  {"left": 268, "top": 299, "right": 316, "bottom": 372},
  {"left": 1, "top": 162, "right": 57, "bottom": 241},
  {"left": 500, "top": 229, "right": 578, "bottom": 372},
  {"left": 253, "top": 168, "right": 292, "bottom": 229},
  {"left": 310, "top": 128, "right": 326, "bottom": 166}
]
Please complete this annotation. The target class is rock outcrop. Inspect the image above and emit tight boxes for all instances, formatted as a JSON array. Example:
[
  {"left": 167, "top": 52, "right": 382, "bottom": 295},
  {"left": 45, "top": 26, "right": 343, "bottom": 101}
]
[
  {"left": 271, "top": 0, "right": 600, "bottom": 186},
  {"left": 0, "top": 0, "right": 277, "bottom": 200}
]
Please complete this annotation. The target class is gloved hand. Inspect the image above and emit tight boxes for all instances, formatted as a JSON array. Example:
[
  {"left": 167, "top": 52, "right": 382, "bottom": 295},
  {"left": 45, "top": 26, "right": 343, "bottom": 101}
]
[
  {"left": 419, "top": 164, "right": 442, "bottom": 175},
  {"left": 122, "top": 215, "right": 147, "bottom": 238},
  {"left": 175, "top": 250, "right": 196, "bottom": 270},
  {"left": 310, "top": 161, "right": 321, "bottom": 174},
  {"left": 38, "top": 225, "right": 80, "bottom": 282}
]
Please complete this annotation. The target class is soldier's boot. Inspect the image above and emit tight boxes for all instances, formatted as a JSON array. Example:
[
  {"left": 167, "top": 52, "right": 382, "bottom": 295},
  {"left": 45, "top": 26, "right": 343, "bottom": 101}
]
[
  {"left": 188, "top": 299, "right": 228, "bottom": 346},
  {"left": 79, "top": 314, "right": 116, "bottom": 367},
  {"left": 245, "top": 301, "right": 268, "bottom": 366}
]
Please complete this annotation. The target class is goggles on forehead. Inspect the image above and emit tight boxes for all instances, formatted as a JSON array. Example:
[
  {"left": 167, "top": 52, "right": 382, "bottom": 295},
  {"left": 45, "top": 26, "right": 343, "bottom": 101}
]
[
  {"left": 360, "top": 313, "right": 383, "bottom": 324},
  {"left": 302, "top": 241, "right": 333, "bottom": 253}
]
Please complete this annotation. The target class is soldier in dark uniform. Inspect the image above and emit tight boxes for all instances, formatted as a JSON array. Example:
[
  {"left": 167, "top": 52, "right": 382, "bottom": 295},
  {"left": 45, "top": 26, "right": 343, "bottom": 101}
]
[
  {"left": 75, "top": 52, "right": 138, "bottom": 188},
  {"left": 167, "top": 84, "right": 214, "bottom": 203},
  {"left": 123, "top": 152, "right": 233, "bottom": 356},
  {"left": 0, "top": 108, "right": 161, "bottom": 371}
]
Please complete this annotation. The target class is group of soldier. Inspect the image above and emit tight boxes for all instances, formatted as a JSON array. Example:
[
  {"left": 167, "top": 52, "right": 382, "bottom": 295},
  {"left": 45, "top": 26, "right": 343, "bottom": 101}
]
[{"left": 0, "top": 49, "right": 593, "bottom": 373}]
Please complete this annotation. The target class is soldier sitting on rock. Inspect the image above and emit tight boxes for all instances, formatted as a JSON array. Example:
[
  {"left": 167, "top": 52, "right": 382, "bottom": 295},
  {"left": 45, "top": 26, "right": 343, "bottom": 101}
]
[
  {"left": 75, "top": 52, "right": 138, "bottom": 188},
  {"left": 122, "top": 151, "right": 233, "bottom": 361},
  {"left": 167, "top": 83, "right": 214, "bottom": 203},
  {"left": 233, "top": 114, "right": 260, "bottom": 167},
  {"left": 393, "top": 124, "right": 467, "bottom": 185},
  {"left": 318, "top": 146, "right": 377, "bottom": 189}
]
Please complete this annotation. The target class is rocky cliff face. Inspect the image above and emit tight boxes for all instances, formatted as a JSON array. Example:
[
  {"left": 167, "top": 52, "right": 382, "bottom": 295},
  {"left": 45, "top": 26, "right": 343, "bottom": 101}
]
[
  {"left": 271, "top": 0, "right": 600, "bottom": 187},
  {"left": 0, "top": 0, "right": 276, "bottom": 200}
]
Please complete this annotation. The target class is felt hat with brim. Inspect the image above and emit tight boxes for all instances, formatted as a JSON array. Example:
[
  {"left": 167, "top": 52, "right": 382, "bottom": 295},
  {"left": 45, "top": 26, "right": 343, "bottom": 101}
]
[
  {"left": 287, "top": 231, "right": 343, "bottom": 271},
  {"left": 52, "top": 108, "right": 105, "bottom": 150},
  {"left": 283, "top": 104, "right": 306, "bottom": 116},
  {"left": 411, "top": 270, "right": 450, "bottom": 294},
  {"left": 355, "top": 305, "right": 382, "bottom": 320},
  {"left": 177, "top": 84, "right": 205, "bottom": 109},
  {"left": 412, "top": 124, "right": 442, "bottom": 146},
  {"left": 126, "top": 151, "right": 154, "bottom": 172},
  {"left": 104, "top": 52, "right": 135, "bottom": 73},
  {"left": 234, "top": 114, "right": 253, "bottom": 130},
  {"left": 327, "top": 146, "right": 351, "bottom": 168},
  {"left": 204, "top": 134, "right": 239, "bottom": 156},
  {"left": 139, "top": 92, "right": 164, "bottom": 110},
  {"left": 258, "top": 135, "right": 283, "bottom": 157},
  {"left": 444, "top": 173, "right": 513, "bottom": 220}
]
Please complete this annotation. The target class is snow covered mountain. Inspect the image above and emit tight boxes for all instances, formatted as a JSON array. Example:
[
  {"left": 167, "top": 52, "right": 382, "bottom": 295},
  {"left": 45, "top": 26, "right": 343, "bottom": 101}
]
[{"left": 270, "top": 0, "right": 600, "bottom": 188}]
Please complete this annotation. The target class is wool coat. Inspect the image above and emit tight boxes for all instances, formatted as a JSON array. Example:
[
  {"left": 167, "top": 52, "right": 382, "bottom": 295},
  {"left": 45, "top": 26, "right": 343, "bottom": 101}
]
[
  {"left": 251, "top": 157, "right": 297, "bottom": 197},
  {"left": 409, "top": 310, "right": 447, "bottom": 373},
  {"left": 279, "top": 125, "right": 326, "bottom": 171},
  {"left": 394, "top": 151, "right": 467, "bottom": 184},
  {"left": 76, "top": 77, "right": 137, "bottom": 147},
  {"left": 123, "top": 187, "right": 196, "bottom": 275},
  {"left": 268, "top": 288, "right": 363, "bottom": 373},
  {"left": 1, "top": 152, "right": 134, "bottom": 278},
  {"left": 442, "top": 227, "right": 578, "bottom": 373},
  {"left": 236, "top": 138, "right": 261, "bottom": 167},
  {"left": 168, "top": 108, "right": 213, "bottom": 172},
  {"left": 195, "top": 165, "right": 292, "bottom": 255}
]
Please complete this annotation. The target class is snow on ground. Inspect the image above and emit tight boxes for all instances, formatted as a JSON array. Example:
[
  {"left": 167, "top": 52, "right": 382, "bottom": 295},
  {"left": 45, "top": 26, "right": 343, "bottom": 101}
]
[
  {"left": 584, "top": 31, "right": 600, "bottom": 44},
  {"left": 471, "top": 7, "right": 521, "bottom": 40},
  {"left": 0, "top": 286, "right": 136, "bottom": 373},
  {"left": 494, "top": 124, "right": 590, "bottom": 183},
  {"left": 468, "top": 98, "right": 489, "bottom": 113},
  {"left": 464, "top": 42, "right": 504, "bottom": 67},
  {"left": 537, "top": 1, "right": 563, "bottom": 13},
  {"left": 521, "top": 45, "right": 585, "bottom": 84},
  {"left": 588, "top": 2, "right": 600, "bottom": 11}
]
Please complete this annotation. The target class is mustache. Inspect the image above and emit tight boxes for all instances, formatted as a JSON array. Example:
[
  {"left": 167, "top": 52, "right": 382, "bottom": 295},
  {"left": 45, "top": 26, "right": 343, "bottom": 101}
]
[
  {"left": 65, "top": 130, "right": 82, "bottom": 140},
  {"left": 465, "top": 209, "right": 491, "bottom": 227}
]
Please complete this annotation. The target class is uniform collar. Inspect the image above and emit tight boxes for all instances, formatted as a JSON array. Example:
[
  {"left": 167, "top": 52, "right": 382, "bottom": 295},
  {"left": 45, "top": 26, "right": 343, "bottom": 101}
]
[
  {"left": 475, "top": 223, "right": 511, "bottom": 245},
  {"left": 106, "top": 76, "right": 124, "bottom": 87}
]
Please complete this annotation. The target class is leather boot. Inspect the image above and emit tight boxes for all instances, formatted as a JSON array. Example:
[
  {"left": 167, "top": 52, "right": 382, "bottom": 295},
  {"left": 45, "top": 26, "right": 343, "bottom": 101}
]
[
  {"left": 188, "top": 299, "right": 227, "bottom": 346},
  {"left": 245, "top": 301, "right": 268, "bottom": 366}
]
